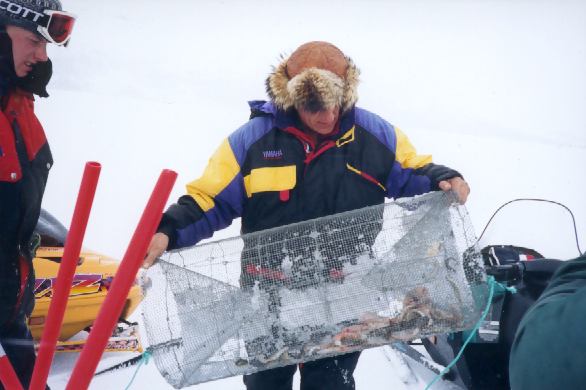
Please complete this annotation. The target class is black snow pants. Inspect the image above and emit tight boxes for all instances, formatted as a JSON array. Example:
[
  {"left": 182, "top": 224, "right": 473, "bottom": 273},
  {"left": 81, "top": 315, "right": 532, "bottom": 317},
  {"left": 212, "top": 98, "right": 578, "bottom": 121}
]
[
  {"left": 243, "top": 351, "right": 361, "bottom": 390},
  {"left": 0, "top": 315, "right": 37, "bottom": 390}
]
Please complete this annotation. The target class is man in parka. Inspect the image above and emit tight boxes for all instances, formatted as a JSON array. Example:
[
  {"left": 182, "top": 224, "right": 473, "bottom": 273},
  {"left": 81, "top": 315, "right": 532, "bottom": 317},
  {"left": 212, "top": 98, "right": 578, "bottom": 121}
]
[
  {"left": 0, "top": 0, "right": 75, "bottom": 387},
  {"left": 144, "top": 41, "right": 470, "bottom": 390}
]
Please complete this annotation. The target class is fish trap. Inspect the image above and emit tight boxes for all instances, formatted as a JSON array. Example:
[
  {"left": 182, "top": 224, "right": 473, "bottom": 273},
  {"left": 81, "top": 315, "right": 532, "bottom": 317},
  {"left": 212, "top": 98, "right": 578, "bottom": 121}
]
[{"left": 142, "top": 191, "right": 487, "bottom": 388}]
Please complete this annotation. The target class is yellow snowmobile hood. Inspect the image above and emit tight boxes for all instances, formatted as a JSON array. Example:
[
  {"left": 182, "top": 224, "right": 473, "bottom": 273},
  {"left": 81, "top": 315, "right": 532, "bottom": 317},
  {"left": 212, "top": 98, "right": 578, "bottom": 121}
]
[{"left": 30, "top": 247, "right": 142, "bottom": 341}]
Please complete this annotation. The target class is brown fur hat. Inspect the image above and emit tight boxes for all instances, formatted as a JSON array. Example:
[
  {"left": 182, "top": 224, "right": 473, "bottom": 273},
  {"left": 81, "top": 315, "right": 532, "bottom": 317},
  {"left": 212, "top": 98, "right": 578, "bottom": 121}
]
[{"left": 266, "top": 41, "right": 360, "bottom": 113}]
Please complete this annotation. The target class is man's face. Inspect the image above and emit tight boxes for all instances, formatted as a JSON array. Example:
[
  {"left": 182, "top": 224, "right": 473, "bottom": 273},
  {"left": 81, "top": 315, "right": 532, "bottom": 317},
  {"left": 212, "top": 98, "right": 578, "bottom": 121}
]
[
  {"left": 5, "top": 25, "right": 48, "bottom": 77},
  {"left": 298, "top": 106, "right": 340, "bottom": 135}
]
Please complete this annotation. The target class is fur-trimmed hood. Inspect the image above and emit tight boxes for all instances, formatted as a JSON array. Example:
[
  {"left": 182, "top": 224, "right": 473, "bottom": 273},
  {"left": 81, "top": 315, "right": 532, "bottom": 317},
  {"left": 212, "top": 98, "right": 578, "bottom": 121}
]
[{"left": 265, "top": 41, "right": 360, "bottom": 113}]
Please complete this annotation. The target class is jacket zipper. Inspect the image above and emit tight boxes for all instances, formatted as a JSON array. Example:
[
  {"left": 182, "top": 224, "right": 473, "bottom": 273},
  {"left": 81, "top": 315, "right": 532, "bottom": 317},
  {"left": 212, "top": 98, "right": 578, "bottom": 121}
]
[{"left": 283, "top": 126, "right": 338, "bottom": 175}]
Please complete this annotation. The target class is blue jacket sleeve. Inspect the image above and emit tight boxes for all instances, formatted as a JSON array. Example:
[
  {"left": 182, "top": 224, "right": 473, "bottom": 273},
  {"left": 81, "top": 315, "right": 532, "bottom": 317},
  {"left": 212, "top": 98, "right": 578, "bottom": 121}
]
[
  {"left": 157, "top": 137, "right": 246, "bottom": 250},
  {"left": 385, "top": 127, "right": 462, "bottom": 198}
]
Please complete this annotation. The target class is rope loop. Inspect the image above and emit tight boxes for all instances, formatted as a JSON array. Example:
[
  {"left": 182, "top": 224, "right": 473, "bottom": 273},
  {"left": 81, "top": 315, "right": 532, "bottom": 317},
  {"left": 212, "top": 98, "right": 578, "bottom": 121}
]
[{"left": 424, "top": 276, "right": 513, "bottom": 389}]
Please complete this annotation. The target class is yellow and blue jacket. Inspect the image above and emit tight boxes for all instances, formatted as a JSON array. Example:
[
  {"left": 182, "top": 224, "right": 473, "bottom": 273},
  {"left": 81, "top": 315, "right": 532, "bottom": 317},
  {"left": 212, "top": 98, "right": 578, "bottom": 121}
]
[{"left": 158, "top": 101, "right": 462, "bottom": 250}]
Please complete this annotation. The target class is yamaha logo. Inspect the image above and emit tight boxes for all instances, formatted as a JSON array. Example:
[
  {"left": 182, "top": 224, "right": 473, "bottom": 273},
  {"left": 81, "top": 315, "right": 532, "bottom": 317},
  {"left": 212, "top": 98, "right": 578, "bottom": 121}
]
[
  {"left": 0, "top": 0, "right": 46, "bottom": 24},
  {"left": 262, "top": 149, "right": 284, "bottom": 160}
]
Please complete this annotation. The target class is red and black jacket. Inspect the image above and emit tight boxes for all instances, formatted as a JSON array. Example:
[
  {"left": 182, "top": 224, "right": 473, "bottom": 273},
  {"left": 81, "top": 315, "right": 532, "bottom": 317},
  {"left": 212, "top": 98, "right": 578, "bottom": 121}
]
[{"left": 0, "top": 86, "right": 53, "bottom": 326}]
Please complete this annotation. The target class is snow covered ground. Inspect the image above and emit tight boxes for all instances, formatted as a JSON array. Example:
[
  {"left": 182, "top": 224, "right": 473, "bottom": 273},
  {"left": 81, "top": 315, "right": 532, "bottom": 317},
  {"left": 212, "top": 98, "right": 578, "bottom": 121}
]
[{"left": 36, "top": 0, "right": 585, "bottom": 389}]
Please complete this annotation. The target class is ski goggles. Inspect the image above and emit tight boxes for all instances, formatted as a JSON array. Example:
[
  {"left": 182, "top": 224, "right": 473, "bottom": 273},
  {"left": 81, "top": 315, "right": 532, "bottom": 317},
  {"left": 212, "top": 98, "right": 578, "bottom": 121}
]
[
  {"left": 0, "top": 0, "right": 76, "bottom": 46},
  {"left": 36, "top": 9, "right": 76, "bottom": 46}
]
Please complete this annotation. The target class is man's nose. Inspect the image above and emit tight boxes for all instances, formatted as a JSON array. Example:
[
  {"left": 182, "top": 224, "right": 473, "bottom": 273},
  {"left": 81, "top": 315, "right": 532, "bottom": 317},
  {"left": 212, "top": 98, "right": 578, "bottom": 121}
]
[
  {"left": 319, "top": 109, "right": 336, "bottom": 123},
  {"left": 35, "top": 42, "right": 49, "bottom": 62}
]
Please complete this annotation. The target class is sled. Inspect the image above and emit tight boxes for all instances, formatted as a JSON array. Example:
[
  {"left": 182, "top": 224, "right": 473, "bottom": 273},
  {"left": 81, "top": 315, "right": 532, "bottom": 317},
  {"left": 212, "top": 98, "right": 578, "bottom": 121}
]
[
  {"left": 35, "top": 322, "right": 143, "bottom": 354},
  {"left": 420, "top": 248, "right": 564, "bottom": 390},
  {"left": 29, "top": 210, "right": 142, "bottom": 342},
  {"left": 385, "top": 341, "right": 465, "bottom": 389}
]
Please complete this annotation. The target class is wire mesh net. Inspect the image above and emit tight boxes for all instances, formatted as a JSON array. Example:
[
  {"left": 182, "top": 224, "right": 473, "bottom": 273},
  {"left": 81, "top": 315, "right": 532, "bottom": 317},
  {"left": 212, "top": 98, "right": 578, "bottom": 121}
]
[{"left": 142, "top": 191, "right": 487, "bottom": 388}]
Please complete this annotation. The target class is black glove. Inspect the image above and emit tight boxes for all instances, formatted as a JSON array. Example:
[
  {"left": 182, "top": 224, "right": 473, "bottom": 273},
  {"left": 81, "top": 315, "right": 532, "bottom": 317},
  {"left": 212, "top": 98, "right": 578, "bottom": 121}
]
[{"left": 16, "top": 58, "right": 53, "bottom": 98}]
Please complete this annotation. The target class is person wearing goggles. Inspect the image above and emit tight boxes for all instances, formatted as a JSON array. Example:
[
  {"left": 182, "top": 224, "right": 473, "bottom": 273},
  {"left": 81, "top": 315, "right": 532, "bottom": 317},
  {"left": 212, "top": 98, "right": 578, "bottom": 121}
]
[{"left": 1, "top": 0, "right": 74, "bottom": 388}]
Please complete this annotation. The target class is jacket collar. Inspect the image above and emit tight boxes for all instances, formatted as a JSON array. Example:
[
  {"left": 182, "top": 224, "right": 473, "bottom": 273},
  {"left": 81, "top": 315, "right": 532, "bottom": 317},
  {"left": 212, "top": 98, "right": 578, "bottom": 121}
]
[
  {"left": 248, "top": 100, "right": 356, "bottom": 138},
  {"left": 0, "top": 60, "right": 14, "bottom": 99}
]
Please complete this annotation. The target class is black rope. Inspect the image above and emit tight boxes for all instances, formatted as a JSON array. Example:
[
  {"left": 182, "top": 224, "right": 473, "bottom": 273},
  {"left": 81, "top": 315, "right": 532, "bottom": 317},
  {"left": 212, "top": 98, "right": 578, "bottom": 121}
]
[
  {"left": 476, "top": 198, "right": 584, "bottom": 256},
  {"left": 94, "top": 353, "right": 144, "bottom": 376}
]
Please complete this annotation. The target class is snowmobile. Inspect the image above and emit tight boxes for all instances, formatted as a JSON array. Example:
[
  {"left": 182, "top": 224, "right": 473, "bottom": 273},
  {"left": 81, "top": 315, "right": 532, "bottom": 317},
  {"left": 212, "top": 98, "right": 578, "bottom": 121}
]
[
  {"left": 29, "top": 209, "right": 143, "bottom": 353},
  {"left": 390, "top": 245, "right": 563, "bottom": 390}
]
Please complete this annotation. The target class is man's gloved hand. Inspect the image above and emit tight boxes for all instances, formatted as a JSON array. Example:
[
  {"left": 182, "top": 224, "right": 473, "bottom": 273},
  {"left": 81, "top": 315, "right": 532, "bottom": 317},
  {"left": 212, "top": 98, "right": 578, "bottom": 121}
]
[{"left": 17, "top": 58, "right": 52, "bottom": 98}]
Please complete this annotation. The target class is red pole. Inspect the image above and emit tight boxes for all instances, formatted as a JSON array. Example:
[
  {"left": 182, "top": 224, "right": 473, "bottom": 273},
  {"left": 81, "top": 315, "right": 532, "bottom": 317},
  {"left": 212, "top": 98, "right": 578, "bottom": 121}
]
[
  {"left": 30, "top": 162, "right": 101, "bottom": 390},
  {"left": 0, "top": 343, "right": 24, "bottom": 390},
  {"left": 66, "top": 169, "right": 177, "bottom": 390}
]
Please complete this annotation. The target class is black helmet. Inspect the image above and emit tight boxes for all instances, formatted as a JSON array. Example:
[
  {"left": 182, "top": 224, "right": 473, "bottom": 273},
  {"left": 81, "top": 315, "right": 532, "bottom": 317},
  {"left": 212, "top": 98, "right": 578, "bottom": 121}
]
[{"left": 0, "top": 0, "right": 75, "bottom": 46}]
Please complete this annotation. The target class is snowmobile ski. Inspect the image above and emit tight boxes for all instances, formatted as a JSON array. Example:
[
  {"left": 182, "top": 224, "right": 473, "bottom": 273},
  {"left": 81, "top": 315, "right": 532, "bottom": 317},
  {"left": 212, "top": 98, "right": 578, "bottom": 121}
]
[
  {"left": 36, "top": 322, "right": 142, "bottom": 354},
  {"left": 388, "top": 342, "right": 465, "bottom": 389}
]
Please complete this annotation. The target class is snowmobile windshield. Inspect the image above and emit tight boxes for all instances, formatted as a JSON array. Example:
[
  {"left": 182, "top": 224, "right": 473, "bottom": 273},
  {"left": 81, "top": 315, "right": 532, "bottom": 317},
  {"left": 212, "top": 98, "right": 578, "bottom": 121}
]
[{"left": 35, "top": 209, "right": 68, "bottom": 246}]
